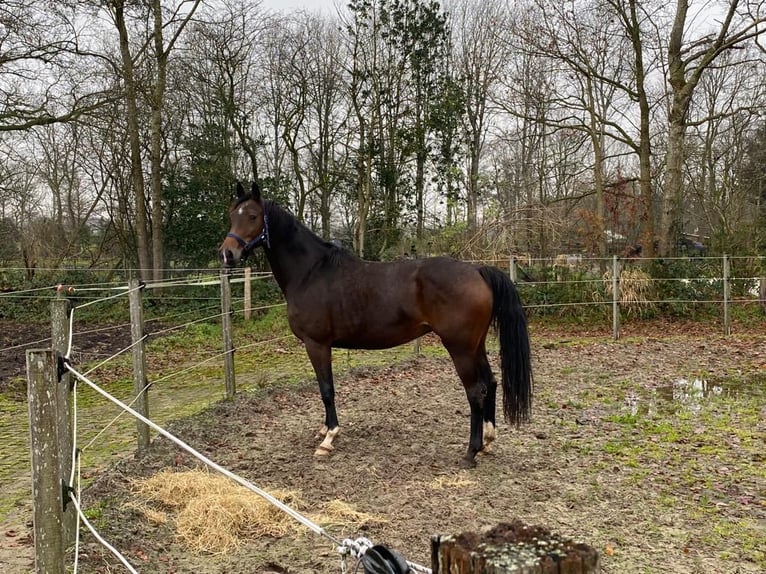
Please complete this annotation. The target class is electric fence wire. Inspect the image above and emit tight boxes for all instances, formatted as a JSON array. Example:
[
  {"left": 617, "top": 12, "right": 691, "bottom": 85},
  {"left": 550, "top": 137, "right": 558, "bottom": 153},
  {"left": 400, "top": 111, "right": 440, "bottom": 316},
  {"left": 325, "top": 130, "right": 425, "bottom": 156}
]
[
  {"left": 78, "top": 331, "right": 294, "bottom": 452},
  {"left": 64, "top": 374, "right": 135, "bottom": 574},
  {"left": 69, "top": 487, "right": 139, "bottom": 574},
  {"left": 65, "top": 363, "right": 342, "bottom": 542},
  {"left": 145, "top": 303, "right": 223, "bottom": 324},
  {"left": 69, "top": 375, "right": 83, "bottom": 573},
  {"left": 41, "top": 277, "right": 433, "bottom": 573},
  {"left": 81, "top": 336, "right": 148, "bottom": 377},
  {"left": 0, "top": 284, "right": 62, "bottom": 297},
  {"left": 66, "top": 362, "right": 433, "bottom": 574},
  {"left": 147, "top": 310, "right": 231, "bottom": 337},
  {"left": 58, "top": 292, "right": 284, "bottom": 451},
  {"left": 73, "top": 281, "right": 144, "bottom": 311},
  {"left": 0, "top": 336, "right": 53, "bottom": 354}
]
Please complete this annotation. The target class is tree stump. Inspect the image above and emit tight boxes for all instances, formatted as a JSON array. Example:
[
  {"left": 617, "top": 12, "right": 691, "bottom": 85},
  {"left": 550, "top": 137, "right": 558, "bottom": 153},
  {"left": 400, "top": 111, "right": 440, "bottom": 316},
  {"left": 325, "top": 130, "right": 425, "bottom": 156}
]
[{"left": 432, "top": 521, "right": 600, "bottom": 574}]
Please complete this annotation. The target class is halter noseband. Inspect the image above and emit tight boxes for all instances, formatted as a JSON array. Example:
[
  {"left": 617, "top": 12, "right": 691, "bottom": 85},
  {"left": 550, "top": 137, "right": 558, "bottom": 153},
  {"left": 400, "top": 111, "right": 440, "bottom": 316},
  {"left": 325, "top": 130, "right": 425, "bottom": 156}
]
[{"left": 226, "top": 212, "right": 270, "bottom": 252}]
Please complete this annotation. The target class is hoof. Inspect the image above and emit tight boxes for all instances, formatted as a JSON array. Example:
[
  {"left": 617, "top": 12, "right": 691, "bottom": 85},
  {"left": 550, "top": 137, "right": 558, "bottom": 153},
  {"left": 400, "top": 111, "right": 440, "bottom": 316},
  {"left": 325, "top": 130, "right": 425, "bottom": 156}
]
[
  {"left": 459, "top": 456, "right": 477, "bottom": 469},
  {"left": 315, "top": 425, "right": 329, "bottom": 438},
  {"left": 314, "top": 444, "right": 333, "bottom": 457}
]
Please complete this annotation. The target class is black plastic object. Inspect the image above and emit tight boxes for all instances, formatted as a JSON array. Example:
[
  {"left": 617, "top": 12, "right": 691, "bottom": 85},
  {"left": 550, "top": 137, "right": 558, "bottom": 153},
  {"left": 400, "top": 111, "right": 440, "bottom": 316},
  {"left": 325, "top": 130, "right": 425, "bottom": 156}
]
[{"left": 362, "top": 545, "right": 410, "bottom": 574}]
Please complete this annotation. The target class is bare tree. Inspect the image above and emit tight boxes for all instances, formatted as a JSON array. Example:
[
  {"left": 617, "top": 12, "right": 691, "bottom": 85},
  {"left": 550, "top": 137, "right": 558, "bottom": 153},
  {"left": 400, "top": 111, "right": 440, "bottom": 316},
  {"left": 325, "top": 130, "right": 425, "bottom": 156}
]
[
  {"left": 31, "top": 123, "right": 107, "bottom": 261},
  {"left": 448, "top": 0, "right": 511, "bottom": 229},
  {"left": 659, "top": 0, "right": 765, "bottom": 254},
  {"left": 282, "top": 13, "right": 351, "bottom": 237},
  {"left": 103, "top": 0, "right": 202, "bottom": 280},
  {"left": 147, "top": 0, "right": 203, "bottom": 280},
  {"left": 343, "top": 2, "right": 375, "bottom": 255},
  {"left": 183, "top": 0, "right": 267, "bottom": 183},
  {"left": 0, "top": 147, "right": 45, "bottom": 278},
  {"left": 0, "top": 1, "right": 107, "bottom": 132},
  {"left": 685, "top": 48, "right": 766, "bottom": 250},
  {"left": 106, "top": 0, "right": 151, "bottom": 277}
]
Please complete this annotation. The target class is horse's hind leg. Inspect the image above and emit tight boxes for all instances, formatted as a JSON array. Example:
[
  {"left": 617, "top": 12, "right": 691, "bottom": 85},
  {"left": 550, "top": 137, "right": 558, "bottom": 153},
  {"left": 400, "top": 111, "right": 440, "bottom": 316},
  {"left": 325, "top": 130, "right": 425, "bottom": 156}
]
[
  {"left": 478, "top": 352, "right": 498, "bottom": 451},
  {"left": 304, "top": 341, "right": 340, "bottom": 456},
  {"left": 448, "top": 350, "right": 486, "bottom": 468}
]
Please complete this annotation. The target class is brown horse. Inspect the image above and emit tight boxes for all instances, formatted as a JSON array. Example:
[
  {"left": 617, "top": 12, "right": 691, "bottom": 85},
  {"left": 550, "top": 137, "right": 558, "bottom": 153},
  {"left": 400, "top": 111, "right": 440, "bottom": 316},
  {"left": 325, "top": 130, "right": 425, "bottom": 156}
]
[{"left": 220, "top": 182, "right": 532, "bottom": 467}]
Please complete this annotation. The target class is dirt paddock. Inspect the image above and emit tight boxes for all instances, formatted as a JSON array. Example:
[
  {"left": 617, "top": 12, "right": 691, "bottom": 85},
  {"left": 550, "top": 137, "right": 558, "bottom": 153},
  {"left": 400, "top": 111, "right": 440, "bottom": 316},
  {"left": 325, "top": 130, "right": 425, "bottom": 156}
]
[
  {"left": 3, "top": 324, "right": 765, "bottom": 574},
  {"left": 62, "top": 329, "right": 766, "bottom": 574}
]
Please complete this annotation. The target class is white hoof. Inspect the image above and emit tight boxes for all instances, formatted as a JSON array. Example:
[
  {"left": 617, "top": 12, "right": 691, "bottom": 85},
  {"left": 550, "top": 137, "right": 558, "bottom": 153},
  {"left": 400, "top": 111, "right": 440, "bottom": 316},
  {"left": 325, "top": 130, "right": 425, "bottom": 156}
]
[{"left": 314, "top": 445, "right": 333, "bottom": 457}]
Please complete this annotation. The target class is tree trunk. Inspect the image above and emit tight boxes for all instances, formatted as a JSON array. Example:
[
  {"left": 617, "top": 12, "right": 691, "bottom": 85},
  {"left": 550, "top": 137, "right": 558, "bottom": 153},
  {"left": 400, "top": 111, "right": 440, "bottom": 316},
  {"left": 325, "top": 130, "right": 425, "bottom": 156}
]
[
  {"left": 628, "top": 0, "right": 656, "bottom": 258},
  {"left": 150, "top": 0, "right": 167, "bottom": 281},
  {"left": 352, "top": 100, "right": 372, "bottom": 256},
  {"left": 660, "top": 102, "right": 690, "bottom": 255},
  {"left": 355, "top": 154, "right": 372, "bottom": 257},
  {"left": 432, "top": 522, "right": 600, "bottom": 573},
  {"left": 586, "top": 76, "right": 607, "bottom": 258},
  {"left": 657, "top": 0, "right": 751, "bottom": 255},
  {"left": 415, "top": 148, "right": 426, "bottom": 239},
  {"left": 114, "top": 1, "right": 150, "bottom": 278},
  {"left": 467, "top": 132, "right": 480, "bottom": 229}
]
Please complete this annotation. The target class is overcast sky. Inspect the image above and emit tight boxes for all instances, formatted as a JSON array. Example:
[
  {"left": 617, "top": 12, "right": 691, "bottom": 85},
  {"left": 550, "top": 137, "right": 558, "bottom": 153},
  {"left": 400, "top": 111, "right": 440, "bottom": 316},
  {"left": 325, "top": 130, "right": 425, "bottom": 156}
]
[{"left": 261, "top": 0, "right": 340, "bottom": 14}]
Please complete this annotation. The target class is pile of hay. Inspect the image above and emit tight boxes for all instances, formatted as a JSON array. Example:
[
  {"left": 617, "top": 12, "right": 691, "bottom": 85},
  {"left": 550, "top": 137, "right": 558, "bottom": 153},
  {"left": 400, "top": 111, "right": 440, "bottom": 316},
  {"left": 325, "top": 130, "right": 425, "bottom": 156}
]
[
  {"left": 129, "top": 469, "right": 383, "bottom": 554},
  {"left": 602, "top": 266, "right": 654, "bottom": 314}
]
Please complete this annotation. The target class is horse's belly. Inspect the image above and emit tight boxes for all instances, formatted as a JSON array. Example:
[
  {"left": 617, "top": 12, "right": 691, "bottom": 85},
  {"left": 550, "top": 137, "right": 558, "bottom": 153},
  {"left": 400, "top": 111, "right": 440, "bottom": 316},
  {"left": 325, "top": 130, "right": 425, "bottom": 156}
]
[{"left": 333, "top": 323, "right": 432, "bottom": 350}]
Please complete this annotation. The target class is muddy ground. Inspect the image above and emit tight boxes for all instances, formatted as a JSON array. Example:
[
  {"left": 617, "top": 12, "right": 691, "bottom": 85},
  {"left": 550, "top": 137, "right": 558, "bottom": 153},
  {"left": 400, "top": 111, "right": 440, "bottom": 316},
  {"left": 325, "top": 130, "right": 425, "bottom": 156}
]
[
  {"left": 0, "top": 320, "right": 135, "bottom": 396},
  {"left": 3, "top": 323, "right": 765, "bottom": 574},
  {"left": 76, "top": 330, "right": 766, "bottom": 573}
]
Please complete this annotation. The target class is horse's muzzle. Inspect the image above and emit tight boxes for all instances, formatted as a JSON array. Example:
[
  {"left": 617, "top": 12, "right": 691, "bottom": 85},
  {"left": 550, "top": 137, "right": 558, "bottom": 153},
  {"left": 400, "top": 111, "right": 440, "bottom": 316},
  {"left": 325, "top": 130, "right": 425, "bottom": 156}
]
[{"left": 220, "top": 247, "right": 238, "bottom": 268}]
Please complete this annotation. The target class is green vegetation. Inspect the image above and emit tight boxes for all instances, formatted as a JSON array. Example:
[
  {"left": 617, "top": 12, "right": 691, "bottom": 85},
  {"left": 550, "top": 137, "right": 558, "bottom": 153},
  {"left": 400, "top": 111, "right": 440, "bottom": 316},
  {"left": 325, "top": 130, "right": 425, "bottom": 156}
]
[{"left": 550, "top": 369, "right": 766, "bottom": 568}]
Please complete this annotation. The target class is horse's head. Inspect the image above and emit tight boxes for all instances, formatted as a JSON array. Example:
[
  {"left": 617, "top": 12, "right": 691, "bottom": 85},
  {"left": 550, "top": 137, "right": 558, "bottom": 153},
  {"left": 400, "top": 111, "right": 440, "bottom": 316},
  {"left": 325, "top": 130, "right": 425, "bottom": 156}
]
[{"left": 220, "top": 181, "right": 270, "bottom": 267}]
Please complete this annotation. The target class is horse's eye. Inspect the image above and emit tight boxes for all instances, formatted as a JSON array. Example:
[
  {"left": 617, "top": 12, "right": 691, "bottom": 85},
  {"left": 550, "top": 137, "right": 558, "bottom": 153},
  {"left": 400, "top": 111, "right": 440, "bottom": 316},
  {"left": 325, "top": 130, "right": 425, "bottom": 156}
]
[{"left": 249, "top": 214, "right": 258, "bottom": 221}]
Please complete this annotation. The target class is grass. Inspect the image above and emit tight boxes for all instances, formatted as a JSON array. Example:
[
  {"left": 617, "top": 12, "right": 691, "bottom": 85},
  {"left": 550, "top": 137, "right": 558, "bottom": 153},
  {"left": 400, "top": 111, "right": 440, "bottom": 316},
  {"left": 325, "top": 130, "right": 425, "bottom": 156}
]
[
  {"left": 0, "top": 398, "right": 29, "bottom": 517},
  {"left": 594, "top": 384, "right": 765, "bottom": 567}
]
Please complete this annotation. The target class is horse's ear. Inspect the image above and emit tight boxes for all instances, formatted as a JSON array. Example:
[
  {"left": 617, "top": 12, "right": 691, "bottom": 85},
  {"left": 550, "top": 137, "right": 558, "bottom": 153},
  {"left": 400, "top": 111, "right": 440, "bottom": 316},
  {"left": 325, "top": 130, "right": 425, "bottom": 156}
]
[
  {"left": 251, "top": 181, "right": 261, "bottom": 201},
  {"left": 236, "top": 181, "right": 245, "bottom": 199}
]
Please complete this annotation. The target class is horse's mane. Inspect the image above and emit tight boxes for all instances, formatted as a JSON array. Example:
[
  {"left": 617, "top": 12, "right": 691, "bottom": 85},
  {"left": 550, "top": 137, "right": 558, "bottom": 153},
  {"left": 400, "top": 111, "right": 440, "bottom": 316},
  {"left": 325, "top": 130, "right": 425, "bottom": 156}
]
[{"left": 262, "top": 199, "right": 357, "bottom": 269}]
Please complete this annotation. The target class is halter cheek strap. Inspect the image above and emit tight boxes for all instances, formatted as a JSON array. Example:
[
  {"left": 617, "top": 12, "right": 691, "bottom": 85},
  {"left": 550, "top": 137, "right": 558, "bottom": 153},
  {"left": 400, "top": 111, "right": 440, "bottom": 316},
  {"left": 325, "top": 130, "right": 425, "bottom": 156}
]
[{"left": 227, "top": 213, "right": 270, "bottom": 252}]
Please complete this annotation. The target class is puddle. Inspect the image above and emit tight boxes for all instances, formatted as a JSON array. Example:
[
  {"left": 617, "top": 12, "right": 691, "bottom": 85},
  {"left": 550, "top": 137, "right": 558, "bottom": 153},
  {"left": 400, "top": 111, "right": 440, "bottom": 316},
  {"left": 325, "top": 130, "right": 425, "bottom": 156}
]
[
  {"left": 621, "top": 374, "right": 765, "bottom": 417},
  {"left": 657, "top": 375, "right": 765, "bottom": 414}
]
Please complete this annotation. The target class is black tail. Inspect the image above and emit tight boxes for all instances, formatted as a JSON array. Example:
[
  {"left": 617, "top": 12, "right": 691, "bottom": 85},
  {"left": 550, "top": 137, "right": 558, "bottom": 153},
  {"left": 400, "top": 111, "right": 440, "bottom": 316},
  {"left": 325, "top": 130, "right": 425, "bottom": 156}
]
[{"left": 478, "top": 266, "right": 533, "bottom": 426}]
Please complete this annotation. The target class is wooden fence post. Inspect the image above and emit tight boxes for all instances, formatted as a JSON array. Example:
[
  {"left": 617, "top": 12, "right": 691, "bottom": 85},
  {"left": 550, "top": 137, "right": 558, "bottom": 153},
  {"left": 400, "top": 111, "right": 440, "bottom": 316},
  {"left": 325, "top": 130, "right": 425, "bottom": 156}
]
[
  {"left": 128, "top": 280, "right": 150, "bottom": 450},
  {"left": 722, "top": 254, "right": 731, "bottom": 336},
  {"left": 509, "top": 256, "right": 517, "bottom": 283},
  {"left": 244, "top": 267, "right": 252, "bottom": 320},
  {"left": 432, "top": 522, "right": 600, "bottom": 574},
  {"left": 50, "top": 298, "right": 75, "bottom": 547},
  {"left": 612, "top": 255, "right": 620, "bottom": 340},
  {"left": 26, "top": 349, "right": 67, "bottom": 574},
  {"left": 220, "top": 271, "right": 236, "bottom": 399}
]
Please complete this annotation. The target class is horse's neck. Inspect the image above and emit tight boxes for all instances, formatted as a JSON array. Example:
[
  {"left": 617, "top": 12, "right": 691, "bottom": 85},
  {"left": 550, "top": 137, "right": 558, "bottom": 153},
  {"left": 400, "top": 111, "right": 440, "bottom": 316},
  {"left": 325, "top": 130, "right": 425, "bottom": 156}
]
[{"left": 264, "top": 208, "right": 328, "bottom": 295}]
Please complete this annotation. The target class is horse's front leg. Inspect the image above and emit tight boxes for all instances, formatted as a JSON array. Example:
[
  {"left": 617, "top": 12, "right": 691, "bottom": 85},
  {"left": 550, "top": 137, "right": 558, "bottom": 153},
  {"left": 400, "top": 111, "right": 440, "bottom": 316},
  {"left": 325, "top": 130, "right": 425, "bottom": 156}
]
[{"left": 304, "top": 340, "right": 339, "bottom": 456}]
